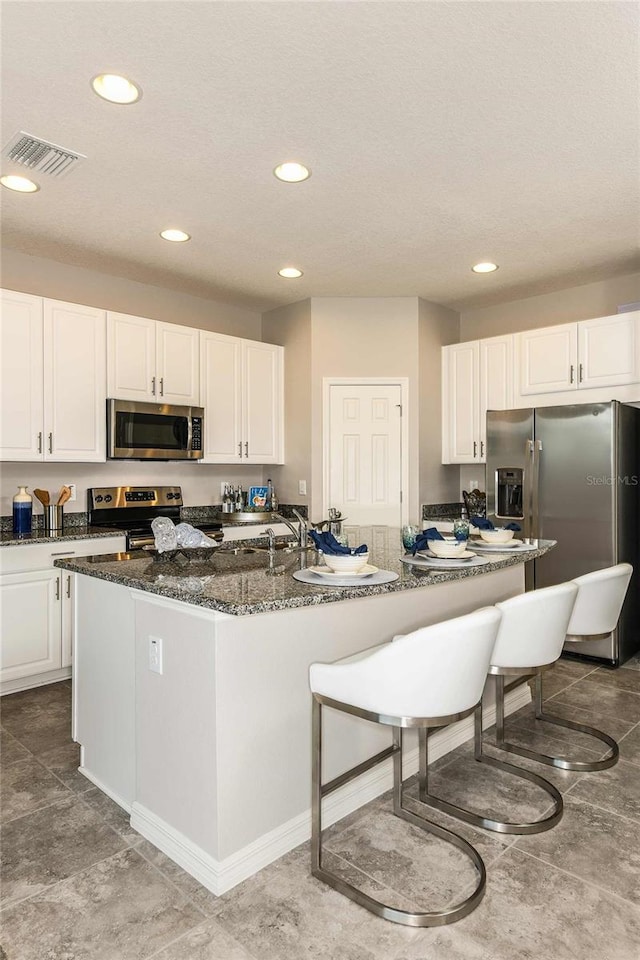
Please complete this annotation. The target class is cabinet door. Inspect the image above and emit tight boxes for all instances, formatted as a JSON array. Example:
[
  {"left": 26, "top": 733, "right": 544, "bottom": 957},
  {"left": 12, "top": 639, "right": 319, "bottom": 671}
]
[
  {"left": 156, "top": 322, "right": 200, "bottom": 405},
  {"left": 479, "top": 335, "right": 513, "bottom": 459},
  {"left": 578, "top": 312, "right": 640, "bottom": 388},
  {"left": 200, "top": 331, "right": 243, "bottom": 462},
  {"left": 243, "top": 341, "right": 284, "bottom": 464},
  {"left": 0, "top": 569, "right": 62, "bottom": 683},
  {"left": 107, "top": 312, "right": 156, "bottom": 401},
  {"left": 0, "top": 290, "right": 44, "bottom": 461},
  {"left": 43, "top": 300, "right": 107, "bottom": 461},
  {"left": 517, "top": 324, "right": 578, "bottom": 395},
  {"left": 442, "top": 342, "right": 480, "bottom": 463}
]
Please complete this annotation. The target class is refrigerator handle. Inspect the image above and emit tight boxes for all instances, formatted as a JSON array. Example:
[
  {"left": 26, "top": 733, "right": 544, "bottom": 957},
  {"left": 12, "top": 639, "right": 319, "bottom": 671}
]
[
  {"left": 530, "top": 439, "right": 542, "bottom": 546},
  {"left": 523, "top": 439, "right": 535, "bottom": 543}
]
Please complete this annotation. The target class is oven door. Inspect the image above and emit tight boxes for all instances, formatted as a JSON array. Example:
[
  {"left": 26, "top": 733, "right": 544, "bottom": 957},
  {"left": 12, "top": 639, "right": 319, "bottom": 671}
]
[{"left": 107, "top": 400, "right": 204, "bottom": 460}]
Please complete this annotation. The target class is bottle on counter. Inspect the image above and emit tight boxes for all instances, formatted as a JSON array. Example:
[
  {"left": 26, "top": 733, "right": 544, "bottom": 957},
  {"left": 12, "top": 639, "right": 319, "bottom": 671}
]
[
  {"left": 13, "top": 485, "right": 33, "bottom": 538},
  {"left": 235, "top": 484, "right": 244, "bottom": 511},
  {"left": 270, "top": 484, "right": 278, "bottom": 511},
  {"left": 222, "top": 484, "right": 234, "bottom": 513},
  {"left": 266, "top": 478, "right": 274, "bottom": 511}
]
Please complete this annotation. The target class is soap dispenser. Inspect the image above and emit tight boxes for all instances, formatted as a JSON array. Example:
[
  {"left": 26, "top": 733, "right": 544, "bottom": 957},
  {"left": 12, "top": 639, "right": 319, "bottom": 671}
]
[{"left": 13, "top": 485, "right": 33, "bottom": 538}]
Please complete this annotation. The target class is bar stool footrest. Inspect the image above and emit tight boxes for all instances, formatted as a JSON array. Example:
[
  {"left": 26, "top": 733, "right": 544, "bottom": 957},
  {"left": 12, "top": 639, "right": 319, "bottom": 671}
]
[{"left": 501, "top": 710, "right": 619, "bottom": 772}]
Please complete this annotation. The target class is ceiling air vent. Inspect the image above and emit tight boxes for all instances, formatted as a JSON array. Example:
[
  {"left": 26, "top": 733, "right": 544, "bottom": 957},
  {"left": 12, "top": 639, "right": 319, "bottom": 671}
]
[{"left": 2, "top": 130, "right": 86, "bottom": 177}]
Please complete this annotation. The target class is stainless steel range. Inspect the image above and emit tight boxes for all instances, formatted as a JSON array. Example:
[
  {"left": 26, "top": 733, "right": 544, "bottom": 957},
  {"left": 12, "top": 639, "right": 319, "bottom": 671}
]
[{"left": 88, "top": 486, "right": 223, "bottom": 550}]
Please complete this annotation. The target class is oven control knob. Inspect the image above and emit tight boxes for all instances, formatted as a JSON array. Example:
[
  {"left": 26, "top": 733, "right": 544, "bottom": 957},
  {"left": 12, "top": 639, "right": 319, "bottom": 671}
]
[
  {"left": 95, "top": 495, "right": 103, "bottom": 503},
  {"left": 166, "top": 492, "right": 174, "bottom": 500},
  {"left": 104, "top": 494, "right": 113, "bottom": 503}
]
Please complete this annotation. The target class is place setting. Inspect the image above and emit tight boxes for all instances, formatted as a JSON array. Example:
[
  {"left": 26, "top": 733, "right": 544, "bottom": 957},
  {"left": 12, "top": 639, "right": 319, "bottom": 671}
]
[
  {"left": 401, "top": 525, "right": 489, "bottom": 571},
  {"left": 292, "top": 531, "right": 399, "bottom": 587},
  {"left": 467, "top": 517, "right": 533, "bottom": 553}
]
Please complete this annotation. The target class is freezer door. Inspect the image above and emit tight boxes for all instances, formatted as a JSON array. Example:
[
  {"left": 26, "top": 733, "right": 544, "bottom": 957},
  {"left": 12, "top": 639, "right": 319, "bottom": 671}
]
[
  {"left": 486, "top": 409, "right": 534, "bottom": 526},
  {"left": 534, "top": 403, "right": 617, "bottom": 661},
  {"left": 615, "top": 403, "right": 640, "bottom": 664}
]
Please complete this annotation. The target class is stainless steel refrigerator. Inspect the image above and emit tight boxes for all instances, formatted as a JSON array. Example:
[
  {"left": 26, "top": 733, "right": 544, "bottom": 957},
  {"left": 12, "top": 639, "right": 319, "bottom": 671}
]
[{"left": 485, "top": 401, "right": 639, "bottom": 666}]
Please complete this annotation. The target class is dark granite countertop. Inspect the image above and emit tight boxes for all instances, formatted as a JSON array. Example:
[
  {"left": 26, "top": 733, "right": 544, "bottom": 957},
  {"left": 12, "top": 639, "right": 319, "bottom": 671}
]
[
  {"left": 54, "top": 526, "right": 555, "bottom": 617},
  {"left": 0, "top": 526, "right": 126, "bottom": 547}
]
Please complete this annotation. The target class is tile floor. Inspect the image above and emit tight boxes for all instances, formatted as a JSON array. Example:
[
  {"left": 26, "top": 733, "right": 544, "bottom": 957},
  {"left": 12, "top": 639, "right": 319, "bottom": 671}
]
[{"left": 2, "top": 656, "right": 640, "bottom": 960}]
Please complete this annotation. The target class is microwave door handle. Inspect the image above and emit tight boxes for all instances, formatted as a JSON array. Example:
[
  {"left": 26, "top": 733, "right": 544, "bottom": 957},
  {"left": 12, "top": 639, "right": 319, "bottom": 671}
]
[{"left": 186, "top": 415, "right": 193, "bottom": 453}]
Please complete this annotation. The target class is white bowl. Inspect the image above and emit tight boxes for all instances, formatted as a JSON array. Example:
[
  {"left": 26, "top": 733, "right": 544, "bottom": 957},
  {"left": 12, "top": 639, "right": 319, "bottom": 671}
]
[
  {"left": 428, "top": 538, "right": 468, "bottom": 558},
  {"left": 323, "top": 552, "right": 369, "bottom": 573},
  {"left": 479, "top": 528, "right": 515, "bottom": 544}
]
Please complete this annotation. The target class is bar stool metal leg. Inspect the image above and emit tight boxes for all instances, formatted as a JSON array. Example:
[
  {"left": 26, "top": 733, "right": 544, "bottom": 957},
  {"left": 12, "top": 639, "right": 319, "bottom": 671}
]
[
  {"left": 492, "top": 673, "right": 619, "bottom": 773},
  {"left": 311, "top": 698, "right": 487, "bottom": 927},
  {"left": 413, "top": 690, "right": 563, "bottom": 835}
]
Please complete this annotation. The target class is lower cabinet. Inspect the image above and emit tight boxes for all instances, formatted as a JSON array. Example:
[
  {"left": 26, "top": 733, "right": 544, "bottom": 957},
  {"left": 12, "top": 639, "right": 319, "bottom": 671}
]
[{"left": 0, "top": 535, "right": 125, "bottom": 694}]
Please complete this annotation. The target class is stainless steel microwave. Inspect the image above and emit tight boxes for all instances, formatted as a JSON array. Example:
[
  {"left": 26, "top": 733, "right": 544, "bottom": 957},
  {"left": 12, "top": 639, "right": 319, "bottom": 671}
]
[{"left": 107, "top": 399, "right": 204, "bottom": 460}]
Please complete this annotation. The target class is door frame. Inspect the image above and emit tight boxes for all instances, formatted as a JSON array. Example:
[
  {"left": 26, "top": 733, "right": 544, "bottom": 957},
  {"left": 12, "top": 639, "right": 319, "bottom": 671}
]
[{"left": 322, "top": 377, "right": 410, "bottom": 526}]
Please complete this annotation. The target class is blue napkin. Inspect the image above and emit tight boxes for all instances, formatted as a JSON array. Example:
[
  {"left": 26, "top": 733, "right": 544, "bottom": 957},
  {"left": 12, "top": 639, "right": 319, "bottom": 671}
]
[
  {"left": 471, "top": 517, "right": 521, "bottom": 532},
  {"left": 309, "top": 530, "right": 368, "bottom": 555},
  {"left": 411, "top": 527, "right": 443, "bottom": 555}
]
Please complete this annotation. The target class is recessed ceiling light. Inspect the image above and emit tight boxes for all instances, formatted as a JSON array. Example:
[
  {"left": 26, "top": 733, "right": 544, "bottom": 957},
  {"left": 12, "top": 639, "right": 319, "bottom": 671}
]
[
  {"left": 273, "top": 162, "right": 311, "bottom": 183},
  {"left": 91, "top": 74, "right": 141, "bottom": 104},
  {"left": 472, "top": 262, "right": 499, "bottom": 274},
  {"left": 1, "top": 174, "right": 40, "bottom": 193},
  {"left": 278, "top": 267, "right": 303, "bottom": 278},
  {"left": 160, "top": 229, "right": 191, "bottom": 243}
]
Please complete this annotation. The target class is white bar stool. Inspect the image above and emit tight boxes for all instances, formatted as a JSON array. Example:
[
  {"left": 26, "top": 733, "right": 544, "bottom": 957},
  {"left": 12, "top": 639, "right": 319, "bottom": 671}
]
[
  {"left": 503, "top": 563, "right": 632, "bottom": 772},
  {"left": 309, "top": 607, "right": 502, "bottom": 927},
  {"left": 416, "top": 582, "right": 577, "bottom": 835}
]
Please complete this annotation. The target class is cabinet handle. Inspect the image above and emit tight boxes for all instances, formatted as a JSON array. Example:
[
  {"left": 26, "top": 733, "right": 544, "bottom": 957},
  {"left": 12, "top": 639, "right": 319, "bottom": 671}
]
[
  {"left": 55, "top": 577, "right": 60, "bottom": 600},
  {"left": 48, "top": 432, "right": 53, "bottom": 454},
  {"left": 151, "top": 376, "right": 156, "bottom": 396},
  {"left": 37, "top": 431, "right": 42, "bottom": 454},
  {"left": 238, "top": 442, "right": 243, "bottom": 458},
  {"left": 66, "top": 575, "right": 71, "bottom": 599},
  {"left": 570, "top": 364, "right": 574, "bottom": 384},
  {"left": 51, "top": 551, "right": 75, "bottom": 557},
  {"left": 473, "top": 441, "right": 478, "bottom": 458},
  {"left": 244, "top": 441, "right": 249, "bottom": 458},
  {"left": 159, "top": 377, "right": 164, "bottom": 397},
  {"left": 480, "top": 440, "right": 485, "bottom": 458},
  {"left": 579, "top": 363, "right": 583, "bottom": 383}
]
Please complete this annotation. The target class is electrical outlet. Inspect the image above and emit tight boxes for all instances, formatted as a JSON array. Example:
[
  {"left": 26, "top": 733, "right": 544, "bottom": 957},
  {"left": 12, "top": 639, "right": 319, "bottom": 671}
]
[
  {"left": 469, "top": 480, "right": 479, "bottom": 492},
  {"left": 298, "top": 480, "right": 307, "bottom": 496},
  {"left": 66, "top": 484, "right": 77, "bottom": 502},
  {"left": 149, "top": 635, "right": 163, "bottom": 675}
]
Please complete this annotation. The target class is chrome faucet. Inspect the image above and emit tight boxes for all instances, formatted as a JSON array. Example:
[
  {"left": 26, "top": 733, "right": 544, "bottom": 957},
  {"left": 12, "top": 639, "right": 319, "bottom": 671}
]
[{"left": 271, "top": 511, "right": 309, "bottom": 548}]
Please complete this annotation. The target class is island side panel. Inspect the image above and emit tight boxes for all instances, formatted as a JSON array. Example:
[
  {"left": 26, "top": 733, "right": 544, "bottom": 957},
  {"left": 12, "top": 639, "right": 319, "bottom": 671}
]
[
  {"left": 74, "top": 576, "right": 136, "bottom": 809},
  {"left": 213, "top": 564, "right": 524, "bottom": 861},
  {"left": 133, "top": 595, "right": 221, "bottom": 857}
]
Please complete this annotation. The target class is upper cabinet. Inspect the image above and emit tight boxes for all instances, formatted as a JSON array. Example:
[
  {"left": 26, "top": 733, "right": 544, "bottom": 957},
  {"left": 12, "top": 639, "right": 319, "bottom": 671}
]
[
  {"left": 442, "top": 335, "right": 513, "bottom": 464},
  {"left": 107, "top": 312, "right": 199, "bottom": 405},
  {"left": 200, "top": 331, "right": 284, "bottom": 464},
  {"left": 516, "top": 312, "right": 640, "bottom": 396},
  {"left": 1, "top": 291, "right": 106, "bottom": 462}
]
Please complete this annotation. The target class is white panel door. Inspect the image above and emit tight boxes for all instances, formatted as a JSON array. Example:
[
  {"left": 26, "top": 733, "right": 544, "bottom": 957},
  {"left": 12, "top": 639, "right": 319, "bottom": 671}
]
[
  {"left": 443, "top": 341, "right": 480, "bottom": 463},
  {"left": 479, "top": 335, "right": 514, "bottom": 459},
  {"left": 243, "top": 341, "right": 284, "bottom": 464},
  {"left": 0, "top": 569, "right": 62, "bottom": 683},
  {"left": 578, "top": 312, "right": 640, "bottom": 388},
  {"left": 200, "top": 331, "right": 243, "bottom": 462},
  {"left": 0, "top": 290, "right": 44, "bottom": 461},
  {"left": 43, "top": 299, "right": 106, "bottom": 461},
  {"left": 156, "top": 322, "right": 200, "bottom": 405},
  {"left": 517, "top": 323, "right": 578, "bottom": 395},
  {"left": 107, "top": 312, "right": 156, "bottom": 401},
  {"left": 328, "top": 384, "right": 402, "bottom": 525}
]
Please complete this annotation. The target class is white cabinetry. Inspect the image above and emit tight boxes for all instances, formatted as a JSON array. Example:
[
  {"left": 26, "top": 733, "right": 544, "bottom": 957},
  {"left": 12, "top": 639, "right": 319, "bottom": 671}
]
[
  {"left": 0, "top": 535, "right": 125, "bottom": 694},
  {"left": 107, "top": 312, "right": 200, "bottom": 405},
  {"left": 200, "top": 332, "right": 284, "bottom": 464},
  {"left": 516, "top": 312, "right": 640, "bottom": 396},
  {"left": 1, "top": 292, "right": 106, "bottom": 462},
  {"left": 442, "top": 335, "right": 513, "bottom": 464}
]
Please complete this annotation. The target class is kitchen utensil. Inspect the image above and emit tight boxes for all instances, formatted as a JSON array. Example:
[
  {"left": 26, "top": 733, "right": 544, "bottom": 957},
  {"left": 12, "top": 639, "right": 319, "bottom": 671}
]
[
  {"left": 57, "top": 485, "right": 72, "bottom": 506},
  {"left": 34, "top": 488, "right": 50, "bottom": 507},
  {"left": 43, "top": 505, "right": 64, "bottom": 534}
]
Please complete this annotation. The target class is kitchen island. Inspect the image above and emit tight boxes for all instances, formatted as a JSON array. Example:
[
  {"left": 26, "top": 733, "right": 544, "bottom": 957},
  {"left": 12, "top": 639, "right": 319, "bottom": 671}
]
[{"left": 56, "top": 530, "right": 555, "bottom": 894}]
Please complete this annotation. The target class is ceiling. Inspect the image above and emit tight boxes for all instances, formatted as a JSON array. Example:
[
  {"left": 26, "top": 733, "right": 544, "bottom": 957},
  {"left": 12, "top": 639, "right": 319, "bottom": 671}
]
[{"left": 1, "top": 1, "right": 638, "bottom": 314}]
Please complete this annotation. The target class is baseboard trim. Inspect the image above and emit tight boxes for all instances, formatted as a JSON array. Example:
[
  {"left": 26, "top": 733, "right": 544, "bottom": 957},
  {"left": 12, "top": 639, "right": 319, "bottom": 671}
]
[
  {"left": 79, "top": 766, "right": 132, "bottom": 814},
  {"left": 0, "top": 667, "right": 71, "bottom": 697},
  {"left": 131, "top": 683, "right": 531, "bottom": 895}
]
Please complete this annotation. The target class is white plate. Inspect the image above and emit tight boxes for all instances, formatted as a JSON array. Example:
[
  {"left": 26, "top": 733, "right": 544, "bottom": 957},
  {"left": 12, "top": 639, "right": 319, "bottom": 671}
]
[
  {"left": 307, "top": 564, "right": 378, "bottom": 578},
  {"left": 470, "top": 539, "right": 534, "bottom": 553},
  {"left": 401, "top": 554, "right": 489, "bottom": 571},
  {"left": 418, "top": 549, "right": 475, "bottom": 561},
  {"left": 293, "top": 568, "right": 398, "bottom": 587}
]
